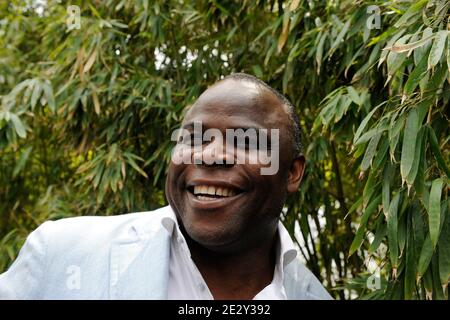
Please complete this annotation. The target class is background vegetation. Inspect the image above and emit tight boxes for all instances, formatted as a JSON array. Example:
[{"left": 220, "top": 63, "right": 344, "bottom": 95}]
[{"left": 0, "top": 0, "right": 449, "bottom": 299}]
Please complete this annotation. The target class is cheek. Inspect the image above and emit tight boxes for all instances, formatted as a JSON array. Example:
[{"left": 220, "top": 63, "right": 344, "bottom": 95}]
[
  {"left": 171, "top": 144, "right": 195, "bottom": 165},
  {"left": 244, "top": 162, "right": 288, "bottom": 199},
  {"left": 238, "top": 149, "right": 276, "bottom": 172},
  {"left": 166, "top": 163, "right": 187, "bottom": 201}
]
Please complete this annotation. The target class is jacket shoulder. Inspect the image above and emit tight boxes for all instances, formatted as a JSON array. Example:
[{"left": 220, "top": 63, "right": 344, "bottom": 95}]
[
  {"left": 0, "top": 206, "right": 173, "bottom": 299},
  {"left": 33, "top": 205, "right": 173, "bottom": 267},
  {"left": 43, "top": 205, "right": 172, "bottom": 242}
]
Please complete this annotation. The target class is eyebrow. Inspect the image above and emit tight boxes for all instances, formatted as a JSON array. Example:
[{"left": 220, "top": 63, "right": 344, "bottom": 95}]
[{"left": 181, "top": 123, "right": 195, "bottom": 130}]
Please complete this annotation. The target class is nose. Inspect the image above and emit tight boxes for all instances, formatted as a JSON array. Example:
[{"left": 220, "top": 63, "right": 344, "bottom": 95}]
[{"left": 192, "top": 138, "right": 234, "bottom": 167}]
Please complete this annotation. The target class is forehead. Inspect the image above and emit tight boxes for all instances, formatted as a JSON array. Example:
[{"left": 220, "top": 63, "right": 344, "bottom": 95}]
[{"left": 183, "top": 79, "right": 288, "bottom": 130}]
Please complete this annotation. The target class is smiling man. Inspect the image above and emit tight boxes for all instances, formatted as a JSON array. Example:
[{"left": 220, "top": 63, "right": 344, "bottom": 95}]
[{"left": 0, "top": 73, "right": 331, "bottom": 300}]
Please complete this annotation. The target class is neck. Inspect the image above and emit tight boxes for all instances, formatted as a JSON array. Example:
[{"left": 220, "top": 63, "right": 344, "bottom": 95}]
[{"left": 184, "top": 226, "right": 279, "bottom": 300}]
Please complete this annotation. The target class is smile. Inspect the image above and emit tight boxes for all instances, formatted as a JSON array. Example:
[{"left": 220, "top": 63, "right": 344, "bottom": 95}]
[
  {"left": 187, "top": 184, "right": 243, "bottom": 208},
  {"left": 188, "top": 185, "right": 240, "bottom": 201},
  {"left": 194, "top": 185, "right": 236, "bottom": 200}
]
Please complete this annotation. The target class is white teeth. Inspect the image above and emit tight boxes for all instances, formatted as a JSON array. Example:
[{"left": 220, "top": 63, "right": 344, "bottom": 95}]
[
  {"left": 197, "top": 195, "right": 215, "bottom": 201},
  {"left": 192, "top": 185, "right": 238, "bottom": 197}
]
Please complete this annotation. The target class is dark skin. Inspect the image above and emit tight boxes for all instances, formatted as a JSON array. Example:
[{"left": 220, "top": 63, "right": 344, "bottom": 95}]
[{"left": 165, "top": 78, "right": 305, "bottom": 299}]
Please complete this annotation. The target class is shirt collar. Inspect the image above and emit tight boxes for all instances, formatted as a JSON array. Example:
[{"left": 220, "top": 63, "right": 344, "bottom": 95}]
[
  {"left": 161, "top": 206, "right": 298, "bottom": 270},
  {"left": 276, "top": 220, "right": 298, "bottom": 269}
]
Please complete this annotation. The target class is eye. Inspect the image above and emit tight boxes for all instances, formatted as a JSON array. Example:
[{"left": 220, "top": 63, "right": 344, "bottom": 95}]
[
  {"left": 244, "top": 136, "right": 258, "bottom": 150},
  {"left": 177, "top": 133, "right": 191, "bottom": 145},
  {"left": 261, "top": 138, "right": 272, "bottom": 151},
  {"left": 229, "top": 135, "right": 258, "bottom": 151}
]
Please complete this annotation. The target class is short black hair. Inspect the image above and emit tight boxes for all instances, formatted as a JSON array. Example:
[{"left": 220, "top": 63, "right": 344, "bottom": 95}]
[{"left": 223, "top": 73, "right": 302, "bottom": 157}]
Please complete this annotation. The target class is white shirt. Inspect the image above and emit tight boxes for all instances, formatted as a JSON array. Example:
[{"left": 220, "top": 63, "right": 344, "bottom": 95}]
[{"left": 162, "top": 213, "right": 298, "bottom": 300}]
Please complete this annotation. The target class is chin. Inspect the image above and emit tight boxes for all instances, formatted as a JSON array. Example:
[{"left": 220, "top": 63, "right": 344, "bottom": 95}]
[{"left": 183, "top": 219, "right": 242, "bottom": 250}]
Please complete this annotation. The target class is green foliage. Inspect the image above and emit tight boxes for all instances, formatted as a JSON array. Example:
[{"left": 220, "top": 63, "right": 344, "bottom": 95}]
[{"left": 0, "top": 0, "right": 448, "bottom": 299}]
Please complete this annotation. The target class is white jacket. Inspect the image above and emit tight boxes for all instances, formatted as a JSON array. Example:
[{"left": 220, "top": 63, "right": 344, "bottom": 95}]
[{"left": 0, "top": 206, "right": 332, "bottom": 300}]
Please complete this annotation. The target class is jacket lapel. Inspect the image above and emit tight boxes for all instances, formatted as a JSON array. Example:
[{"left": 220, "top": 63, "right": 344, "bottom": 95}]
[{"left": 109, "top": 214, "right": 172, "bottom": 299}]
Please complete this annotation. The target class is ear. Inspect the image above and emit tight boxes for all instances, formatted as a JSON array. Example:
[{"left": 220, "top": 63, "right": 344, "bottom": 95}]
[{"left": 287, "top": 155, "right": 306, "bottom": 194}]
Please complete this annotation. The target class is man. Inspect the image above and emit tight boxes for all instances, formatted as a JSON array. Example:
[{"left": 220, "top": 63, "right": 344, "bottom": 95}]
[{"left": 0, "top": 73, "right": 332, "bottom": 300}]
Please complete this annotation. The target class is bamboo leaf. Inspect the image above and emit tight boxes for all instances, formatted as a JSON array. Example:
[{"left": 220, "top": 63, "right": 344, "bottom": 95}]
[
  {"left": 382, "top": 163, "right": 394, "bottom": 218},
  {"left": 398, "top": 212, "right": 407, "bottom": 255},
  {"left": 10, "top": 114, "right": 26, "bottom": 138},
  {"left": 379, "top": 29, "right": 406, "bottom": 68},
  {"left": 422, "top": 267, "right": 433, "bottom": 299},
  {"left": 394, "top": 0, "right": 427, "bottom": 28},
  {"left": 404, "top": 213, "right": 416, "bottom": 300},
  {"left": 42, "top": 81, "right": 56, "bottom": 113},
  {"left": 412, "top": 203, "right": 425, "bottom": 255},
  {"left": 278, "top": 11, "right": 290, "bottom": 52},
  {"left": 427, "top": 125, "right": 450, "bottom": 178},
  {"left": 83, "top": 49, "right": 97, "bottom": 74},
  {"left": 347, "top": 86, "right": 361, "bottom": 106},
  {"left": 438, "top": 200, "right": 450, "bottom": 291},
  {"left": 428, "top": 30, "right": 448, "bottom": 70},
  {"left": 386, "top": 35, "right": 411, "bottom": 77},
  {"left": 428, "top": 178, "right": 444, "bottom": 248},
  {"left": 401, "top": 108, "right": 419, "bottom": 182},
  {"left": 414, "top": 27, "right": 433, "bottom": 66},
  {"left": 385, "top": 33, "right": 435, "bottom": 53},
  {"left": 372, "top": 137, "right": 389, "bottom": 170},
  {"left": 431, "top": 254, "right": 446, "bottom": 299},
  {"left": 30, "top": 80, "right": 42, "bottom": 110},
  {"left": 328, "top": 20, "right": 350, "bottom": 57},
  {"left": 345, "top": 196, "right": 362, "bottom": 219},
  {"left": 406, "top": 127, "right": 426, "bottom": 188},
  {"left": 404, "top": 47, "right": 429, "bottom": 96},
  {"left": 425, "top": 64, "right": 448, "bottom": 93},
  {"left": 387, "top": 192, "right": 401, "bottom": 272},
  {"left": 362, "top": 168, "right": 379, "bottom": 208},
  {"left": 353, "top": 104, "right": 383, "bottom": 144},
  {"left": 417, "top": 235, "right": 433, "bottom": 280},
  {"left": 361, "top": 132, "right": 382, "bottom": 171},
  {"left": 447, "top": 36, "right": 450, "bottom": 72},
  {"left": 349, "top": 195, "right": 381, "bottom": 256},
  {"left": 369, "top": 215, "right": 386, "bottom": 254},
  {"left": 289, "top": 0, "right": 301, "bottom": 11},
  {"left": 12, "top": 146, "right": 32, "bottom": 178},
  {"left": 334, "top": 95, "right": 351, "bottom": 123},
  {"left": 315, "top": 32, "right": 326, "bottom": 74},
  {"left": 92, "top": 91, "right": 101, "bottom": 115},
  {"left": 389, "top": 113, "right": 406, "bottom": 161},
  {"left": 126, "top": 157, "right": 148, "bottom": 179}
]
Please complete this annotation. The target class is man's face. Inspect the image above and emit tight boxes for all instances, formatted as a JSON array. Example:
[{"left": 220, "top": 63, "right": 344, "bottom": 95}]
[{"left": 165, "top": 79, "right": 304, "bottom": 252}]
